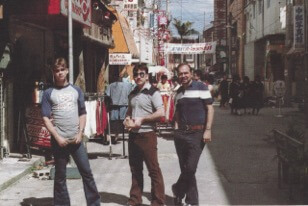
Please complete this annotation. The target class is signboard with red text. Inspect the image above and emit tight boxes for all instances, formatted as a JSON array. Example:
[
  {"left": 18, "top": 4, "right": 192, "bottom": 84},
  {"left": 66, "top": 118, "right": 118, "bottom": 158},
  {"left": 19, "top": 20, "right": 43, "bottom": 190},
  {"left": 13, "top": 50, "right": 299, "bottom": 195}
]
[
  {"left": 26, "top": 106, "right": 51, "bottom": 148},
  {"left": 164, "top": 42, "right": 217, "bottom": 54},
  {"left": 60, "top": 0, "right": 92, "bottom": 26}
]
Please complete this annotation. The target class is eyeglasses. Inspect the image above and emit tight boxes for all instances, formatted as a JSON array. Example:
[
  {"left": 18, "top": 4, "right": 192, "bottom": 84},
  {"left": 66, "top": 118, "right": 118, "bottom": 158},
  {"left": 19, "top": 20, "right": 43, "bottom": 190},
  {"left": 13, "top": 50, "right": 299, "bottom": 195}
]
[{"left": 133, "top": 72, "right": 145, "bottom": 78}]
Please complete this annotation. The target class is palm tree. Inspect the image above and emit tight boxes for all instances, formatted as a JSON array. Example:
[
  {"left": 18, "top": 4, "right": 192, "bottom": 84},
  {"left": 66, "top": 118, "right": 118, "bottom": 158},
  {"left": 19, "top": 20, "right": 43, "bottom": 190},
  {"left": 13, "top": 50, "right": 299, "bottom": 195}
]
[{"left": 173, "top": 18, "right": 199, "bottom": 62}]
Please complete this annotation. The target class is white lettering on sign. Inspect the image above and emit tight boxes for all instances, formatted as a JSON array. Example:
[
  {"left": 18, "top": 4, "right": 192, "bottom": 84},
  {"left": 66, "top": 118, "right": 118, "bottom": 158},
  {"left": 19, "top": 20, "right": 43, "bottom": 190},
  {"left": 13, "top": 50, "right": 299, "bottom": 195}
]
[
  {"left": 109, "top": 53, "right": 132, "bottom": 65},
  {"left": 293, "top": 6, "right": 304, "bottom": 48},
  {"left": 164, "top": 42, "right": 217, "bottom": 54},
  {"left": 61, "top": 0, "right": 91, "bottom": 27}
]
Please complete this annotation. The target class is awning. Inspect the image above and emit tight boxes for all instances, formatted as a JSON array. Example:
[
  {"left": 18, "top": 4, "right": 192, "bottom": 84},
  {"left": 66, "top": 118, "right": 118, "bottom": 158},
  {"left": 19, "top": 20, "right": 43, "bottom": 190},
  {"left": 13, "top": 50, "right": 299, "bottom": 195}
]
[
  {"left": 286, "top": 47, "right": 305, "bottom": 56},
  {"left": 109, "top": 9, "right": 139, "bottom": 58}
]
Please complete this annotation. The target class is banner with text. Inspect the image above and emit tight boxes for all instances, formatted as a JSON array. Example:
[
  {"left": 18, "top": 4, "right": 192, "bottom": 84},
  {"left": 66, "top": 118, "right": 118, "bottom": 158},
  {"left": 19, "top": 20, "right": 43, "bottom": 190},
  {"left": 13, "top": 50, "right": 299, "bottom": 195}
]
[
  {"left": 164, "top": 42, "right": 216, "bottom": 54},
  {"left": 109, "top": 53, "right": 132, "bottom": 65},
  {"left": 61, "top": 0, "right": 91, "bottom": 27}
]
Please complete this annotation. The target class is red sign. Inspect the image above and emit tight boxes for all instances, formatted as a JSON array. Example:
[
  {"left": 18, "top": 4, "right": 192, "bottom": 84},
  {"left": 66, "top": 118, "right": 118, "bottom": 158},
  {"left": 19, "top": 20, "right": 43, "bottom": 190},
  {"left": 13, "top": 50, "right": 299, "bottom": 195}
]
[
  {"left": 60, "top": 0, "right": 92, "bottom": 26},
  {"left": 26, "top": 106, "right": 51, "bottom": 148},
  {"left": 48, "top": 0, "right": 61, "bottom": 14}
]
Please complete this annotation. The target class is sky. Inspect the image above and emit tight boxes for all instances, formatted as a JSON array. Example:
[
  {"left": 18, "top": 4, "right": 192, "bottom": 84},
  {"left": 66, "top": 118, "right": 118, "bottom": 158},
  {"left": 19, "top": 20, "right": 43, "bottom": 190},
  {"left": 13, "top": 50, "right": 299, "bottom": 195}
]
[{"left": 161, "top": 0, "right": 214, "bottom": 37}]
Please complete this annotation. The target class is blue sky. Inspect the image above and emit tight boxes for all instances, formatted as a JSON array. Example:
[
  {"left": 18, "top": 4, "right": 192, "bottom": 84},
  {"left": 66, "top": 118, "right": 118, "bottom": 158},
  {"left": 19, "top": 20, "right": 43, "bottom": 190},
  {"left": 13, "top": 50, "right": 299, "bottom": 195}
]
[{"left": 162, "top": 0, "right": 214, "bottom": 36}]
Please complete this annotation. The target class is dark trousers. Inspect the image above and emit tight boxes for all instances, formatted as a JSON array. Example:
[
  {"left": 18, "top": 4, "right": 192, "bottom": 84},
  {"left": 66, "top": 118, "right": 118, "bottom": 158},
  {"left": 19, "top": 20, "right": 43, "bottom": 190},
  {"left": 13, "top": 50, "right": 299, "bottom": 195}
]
[
  {"left": 128, "top": 131, "right": 165, "bottom": 206},
  {"left": 51, "top": 138, "right": 100, "bottom": 206},
  {"left": 173, "top": 130, "right": 205, "bottom": 205}
]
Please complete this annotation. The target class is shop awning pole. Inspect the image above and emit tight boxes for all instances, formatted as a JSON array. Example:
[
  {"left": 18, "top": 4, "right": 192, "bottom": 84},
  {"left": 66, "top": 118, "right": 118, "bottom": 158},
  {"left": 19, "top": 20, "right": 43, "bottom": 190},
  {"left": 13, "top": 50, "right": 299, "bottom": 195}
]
[{"left": 68, "top": 0, "right": 74, "bottom": 84}]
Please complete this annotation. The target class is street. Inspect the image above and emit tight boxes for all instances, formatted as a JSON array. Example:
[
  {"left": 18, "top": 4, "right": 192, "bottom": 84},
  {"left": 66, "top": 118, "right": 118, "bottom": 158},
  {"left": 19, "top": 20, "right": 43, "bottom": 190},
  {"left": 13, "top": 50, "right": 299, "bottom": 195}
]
[{"left": 0, "top": 106, "right": 305, "bottom": 205}]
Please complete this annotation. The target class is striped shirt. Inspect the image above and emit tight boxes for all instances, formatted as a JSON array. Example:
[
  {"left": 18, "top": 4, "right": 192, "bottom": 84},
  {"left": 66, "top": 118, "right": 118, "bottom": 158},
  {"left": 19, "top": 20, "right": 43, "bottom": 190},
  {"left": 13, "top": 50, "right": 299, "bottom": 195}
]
[{"left": 174, "top": 80, "right": 213, "bottom": 126}]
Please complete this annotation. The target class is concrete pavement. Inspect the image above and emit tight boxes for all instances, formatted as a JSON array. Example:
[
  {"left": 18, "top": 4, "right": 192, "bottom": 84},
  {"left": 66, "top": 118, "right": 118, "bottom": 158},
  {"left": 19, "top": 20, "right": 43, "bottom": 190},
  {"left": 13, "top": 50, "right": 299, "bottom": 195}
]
[{"left": 0, "top": 106, "right": 305, "bottom": 205}]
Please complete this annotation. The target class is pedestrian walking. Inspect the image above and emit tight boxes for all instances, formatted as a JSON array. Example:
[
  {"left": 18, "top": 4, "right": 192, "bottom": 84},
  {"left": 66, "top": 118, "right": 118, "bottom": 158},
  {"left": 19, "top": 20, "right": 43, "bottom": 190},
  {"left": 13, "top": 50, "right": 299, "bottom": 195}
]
[
  {"left": 229, "top": 75, "right": 242, "bottom": 115},
  {"left": 41, "top": 58, "right": 100, "bottom": 206},
  {"left": 251, "top": 75, "right": 264, "bottom": 115},
  {"left": 218, "top": 74, "right": 229, "bottom": 108},
  {"left": 242, "top": 76, "right": 253, "bottom": 114},
  {"left": 123, "top": 64, "right": 165, "bottom": 206},
  {"left": 172, "top": 63, "right": 214, "bottom": 206}
]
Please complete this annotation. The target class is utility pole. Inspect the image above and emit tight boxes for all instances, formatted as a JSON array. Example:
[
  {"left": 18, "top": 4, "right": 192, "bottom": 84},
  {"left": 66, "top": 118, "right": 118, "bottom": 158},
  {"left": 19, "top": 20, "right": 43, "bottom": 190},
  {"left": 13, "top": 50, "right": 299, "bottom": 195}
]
[
  {"left": 68, "top": 0, "right": 73, "bottom": 84},
  {"left": 304, "top": 0, "right": 308, "bottom": 128}
]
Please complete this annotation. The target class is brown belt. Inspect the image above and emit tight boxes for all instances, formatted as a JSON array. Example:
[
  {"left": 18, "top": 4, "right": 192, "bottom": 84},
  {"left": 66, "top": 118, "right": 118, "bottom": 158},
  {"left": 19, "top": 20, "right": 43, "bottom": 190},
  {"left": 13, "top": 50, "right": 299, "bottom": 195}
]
[{"left": 178, "top": 124, "right": 204, "bottom": 131}]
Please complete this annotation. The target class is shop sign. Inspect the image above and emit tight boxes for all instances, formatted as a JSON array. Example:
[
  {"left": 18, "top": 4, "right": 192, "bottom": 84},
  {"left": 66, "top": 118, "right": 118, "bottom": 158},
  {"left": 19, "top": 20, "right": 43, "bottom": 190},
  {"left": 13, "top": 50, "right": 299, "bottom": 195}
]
[
  {"left": 123, "top": 0, "right": 138, "bottom": 11},
  {"left": 109, "top": 53, "right": 132, "bottom": 65},
  {"left": 164, "top": 42, "right": 217, "bottom": 54},
  {"left": 25, "top": 106, "right": 51, "bottom": 148},
  {"left": 61, "top": 0, "right": 92, "bottom": 27},
  {"left": 293, "top": 6, "right": 304, "bottom": 48}
]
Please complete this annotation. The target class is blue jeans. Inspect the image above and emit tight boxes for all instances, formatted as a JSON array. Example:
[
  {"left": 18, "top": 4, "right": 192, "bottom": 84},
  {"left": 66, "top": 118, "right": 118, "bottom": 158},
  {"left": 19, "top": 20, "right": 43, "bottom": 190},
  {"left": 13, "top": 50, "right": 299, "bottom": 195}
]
[
  {"left": 173, "top": 130, "right": 205, "bottom": 205},
  {"left": 51, "top": 138, "right": 100, "bottom": 206}
]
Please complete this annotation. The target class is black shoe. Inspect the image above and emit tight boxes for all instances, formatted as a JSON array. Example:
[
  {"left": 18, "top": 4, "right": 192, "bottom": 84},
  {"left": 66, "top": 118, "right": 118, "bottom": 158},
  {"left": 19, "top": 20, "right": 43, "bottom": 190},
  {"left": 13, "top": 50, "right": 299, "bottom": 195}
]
[{"left": 172, "top": 184, "right": 182, "bottom": 206}]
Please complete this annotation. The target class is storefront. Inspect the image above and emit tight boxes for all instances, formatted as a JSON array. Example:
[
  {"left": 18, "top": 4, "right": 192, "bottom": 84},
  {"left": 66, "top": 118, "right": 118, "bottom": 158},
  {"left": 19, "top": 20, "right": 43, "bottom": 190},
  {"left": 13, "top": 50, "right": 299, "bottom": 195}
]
[{"left": 0, "top": 0, "right": 116, "bottom": 158}]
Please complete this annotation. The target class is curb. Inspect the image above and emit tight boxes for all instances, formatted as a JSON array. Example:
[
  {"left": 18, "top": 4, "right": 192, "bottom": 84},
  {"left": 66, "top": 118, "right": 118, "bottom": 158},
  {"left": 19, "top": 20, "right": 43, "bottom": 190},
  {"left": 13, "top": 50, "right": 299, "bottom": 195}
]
[{"left": 0, "top": 156, "right": 45, "bottom": 193}]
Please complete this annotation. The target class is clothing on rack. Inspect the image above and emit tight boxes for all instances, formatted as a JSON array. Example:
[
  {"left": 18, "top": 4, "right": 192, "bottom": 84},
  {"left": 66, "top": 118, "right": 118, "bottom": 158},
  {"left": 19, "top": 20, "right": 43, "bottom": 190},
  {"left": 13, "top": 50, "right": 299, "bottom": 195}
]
[
  {"left": 84, "top": 101, "right": 97, "bottom": 138},
  {"left": 84, "top": 93, "right": 108, "bottom": 138}
]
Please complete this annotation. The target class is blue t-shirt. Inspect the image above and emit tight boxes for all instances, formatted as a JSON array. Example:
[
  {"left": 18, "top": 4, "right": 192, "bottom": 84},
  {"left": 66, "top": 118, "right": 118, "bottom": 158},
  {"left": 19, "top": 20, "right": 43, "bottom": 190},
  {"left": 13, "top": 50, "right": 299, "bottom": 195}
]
[
  {"left": 174, "top": 80, "right": 213, "bottom": 126},
  {"left": 41, "top": 84, "right": 86, "bottom": 139}
]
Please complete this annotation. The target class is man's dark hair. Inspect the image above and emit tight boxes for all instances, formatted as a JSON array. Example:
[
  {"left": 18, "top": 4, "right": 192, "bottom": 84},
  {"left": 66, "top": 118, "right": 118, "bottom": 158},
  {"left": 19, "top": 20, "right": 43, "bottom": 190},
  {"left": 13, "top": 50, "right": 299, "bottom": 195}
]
[
  {"left": 194, "top": 70, "right": 202, "bottom": 78},
  {"left": 161, "top": 75, "right": 168, "bottom": 80},
  {"left": 176, "top": 63, "right": 193, "bottom": 73},
  {"left": 133, "top": 64, "right": 148, "bottom": 74}
]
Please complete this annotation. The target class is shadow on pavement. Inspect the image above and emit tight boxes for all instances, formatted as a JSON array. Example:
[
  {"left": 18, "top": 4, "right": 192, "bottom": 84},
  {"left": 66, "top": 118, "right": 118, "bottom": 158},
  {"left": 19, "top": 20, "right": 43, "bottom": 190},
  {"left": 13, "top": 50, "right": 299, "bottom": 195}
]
[
  {"left": 20, "top": 197, "right": 53, "bottom": 206},
  {"left": 88, "top": 152, "right": 122, "bottom": 159},
  {"left": 100, "top": 191, "right": 174, "bottom": 205}
]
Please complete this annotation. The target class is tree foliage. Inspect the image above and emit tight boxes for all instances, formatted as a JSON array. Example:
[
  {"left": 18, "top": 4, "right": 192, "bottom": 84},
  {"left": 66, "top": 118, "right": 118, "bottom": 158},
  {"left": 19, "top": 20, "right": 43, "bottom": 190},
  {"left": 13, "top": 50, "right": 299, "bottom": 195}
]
[{"left": 172, "top": 18, "right": 199, "bottom": 42}]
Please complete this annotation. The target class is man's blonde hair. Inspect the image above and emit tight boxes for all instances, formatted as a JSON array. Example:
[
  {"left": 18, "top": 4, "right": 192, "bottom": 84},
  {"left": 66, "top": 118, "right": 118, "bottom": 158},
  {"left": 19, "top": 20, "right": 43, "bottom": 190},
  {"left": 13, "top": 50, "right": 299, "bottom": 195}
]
[{"left": 53, "top": 58, "right": 67, "bottom": 70}]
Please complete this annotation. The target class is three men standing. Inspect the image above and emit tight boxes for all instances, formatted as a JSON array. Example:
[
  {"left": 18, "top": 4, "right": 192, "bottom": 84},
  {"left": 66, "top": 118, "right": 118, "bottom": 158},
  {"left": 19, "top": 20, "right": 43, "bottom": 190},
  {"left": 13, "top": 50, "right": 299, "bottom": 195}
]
[
  {"left": 172, "top": 63, "right": 214, "bottom": 206},
  {"left": 124, "top": 64, "right": 166, "bottom": 206}
]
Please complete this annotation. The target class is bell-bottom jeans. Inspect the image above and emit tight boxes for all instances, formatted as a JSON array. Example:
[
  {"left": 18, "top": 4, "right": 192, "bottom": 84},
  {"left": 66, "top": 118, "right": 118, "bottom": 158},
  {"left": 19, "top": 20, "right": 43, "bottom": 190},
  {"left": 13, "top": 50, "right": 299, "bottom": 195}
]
[{"left": 51, "top": 138, "right": 100, "bottom": 206}]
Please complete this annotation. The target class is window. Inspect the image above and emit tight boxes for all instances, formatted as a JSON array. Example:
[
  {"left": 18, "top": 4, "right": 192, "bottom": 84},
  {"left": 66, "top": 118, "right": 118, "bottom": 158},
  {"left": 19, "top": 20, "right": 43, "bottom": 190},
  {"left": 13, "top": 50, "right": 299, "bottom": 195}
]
[{"left": 267, "top": 0, "right": 270, "bottom": 8}]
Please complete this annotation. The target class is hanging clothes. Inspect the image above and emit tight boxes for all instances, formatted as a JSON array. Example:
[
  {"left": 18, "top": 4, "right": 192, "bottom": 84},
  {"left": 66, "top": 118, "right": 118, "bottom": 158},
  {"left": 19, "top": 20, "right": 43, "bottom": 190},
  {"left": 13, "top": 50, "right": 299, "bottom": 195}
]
[{"left": 84, "top": 100, "right": 97, "bottom": 138}]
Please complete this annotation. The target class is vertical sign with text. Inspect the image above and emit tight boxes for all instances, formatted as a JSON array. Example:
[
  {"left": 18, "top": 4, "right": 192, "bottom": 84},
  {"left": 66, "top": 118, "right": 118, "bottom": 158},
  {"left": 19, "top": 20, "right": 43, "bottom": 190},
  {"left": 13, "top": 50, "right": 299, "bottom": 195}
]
[{"left": 294, "top": 6, "right": 305, "bottom": 48}]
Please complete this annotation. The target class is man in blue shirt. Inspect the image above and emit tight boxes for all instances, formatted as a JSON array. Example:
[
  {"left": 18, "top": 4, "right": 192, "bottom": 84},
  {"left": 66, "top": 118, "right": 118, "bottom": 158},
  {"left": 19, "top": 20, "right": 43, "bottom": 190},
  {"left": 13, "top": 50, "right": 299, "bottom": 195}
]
[
  {"left": 172, "top": 63, "right": 214, "bottom": 206},
  {"left": 41, "top": 58, "right": 100, "bottom": 206}
]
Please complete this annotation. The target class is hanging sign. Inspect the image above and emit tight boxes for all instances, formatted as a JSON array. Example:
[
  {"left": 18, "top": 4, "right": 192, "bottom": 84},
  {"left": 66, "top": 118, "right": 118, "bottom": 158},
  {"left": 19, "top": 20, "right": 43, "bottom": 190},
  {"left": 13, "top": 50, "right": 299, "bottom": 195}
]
[
  {"left": 60, "top": 0, "right": 92, "bottom": 27},
  {"left": 109, "top": 53, "right": 132, "bottom": 65},
  {"left": 293, "top": 6, "right": 305, "bottom": 48},
  {"left": 123, "top": 0, "right": 138, "bottom": 11},
  {"left": 164, "top": 42, "right": 217, "bottom": 54}
]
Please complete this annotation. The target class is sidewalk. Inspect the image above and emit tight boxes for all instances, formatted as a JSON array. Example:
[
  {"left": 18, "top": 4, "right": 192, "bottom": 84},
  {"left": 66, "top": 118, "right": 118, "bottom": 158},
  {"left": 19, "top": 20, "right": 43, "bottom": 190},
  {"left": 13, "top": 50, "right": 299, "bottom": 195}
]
[{"left": 0, "top": 154, "right": 44, "bottom": 192}]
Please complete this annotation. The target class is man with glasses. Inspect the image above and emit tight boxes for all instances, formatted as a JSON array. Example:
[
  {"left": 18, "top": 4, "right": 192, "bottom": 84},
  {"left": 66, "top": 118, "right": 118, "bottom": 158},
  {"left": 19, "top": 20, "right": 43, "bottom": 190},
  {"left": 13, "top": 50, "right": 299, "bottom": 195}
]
[
  {"left": 172, "top": 63, "right": 214, "bottom": 206},
  {"left": 124, "top": 64, "right": 165, "bottom": 206}
]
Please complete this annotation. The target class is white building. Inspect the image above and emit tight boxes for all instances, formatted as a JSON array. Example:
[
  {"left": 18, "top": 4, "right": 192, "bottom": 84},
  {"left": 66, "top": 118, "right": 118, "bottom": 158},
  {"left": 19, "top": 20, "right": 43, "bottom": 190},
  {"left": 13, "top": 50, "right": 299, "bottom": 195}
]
[{"left": 244, "top": 0, "right": 286, "bottom": 96}]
